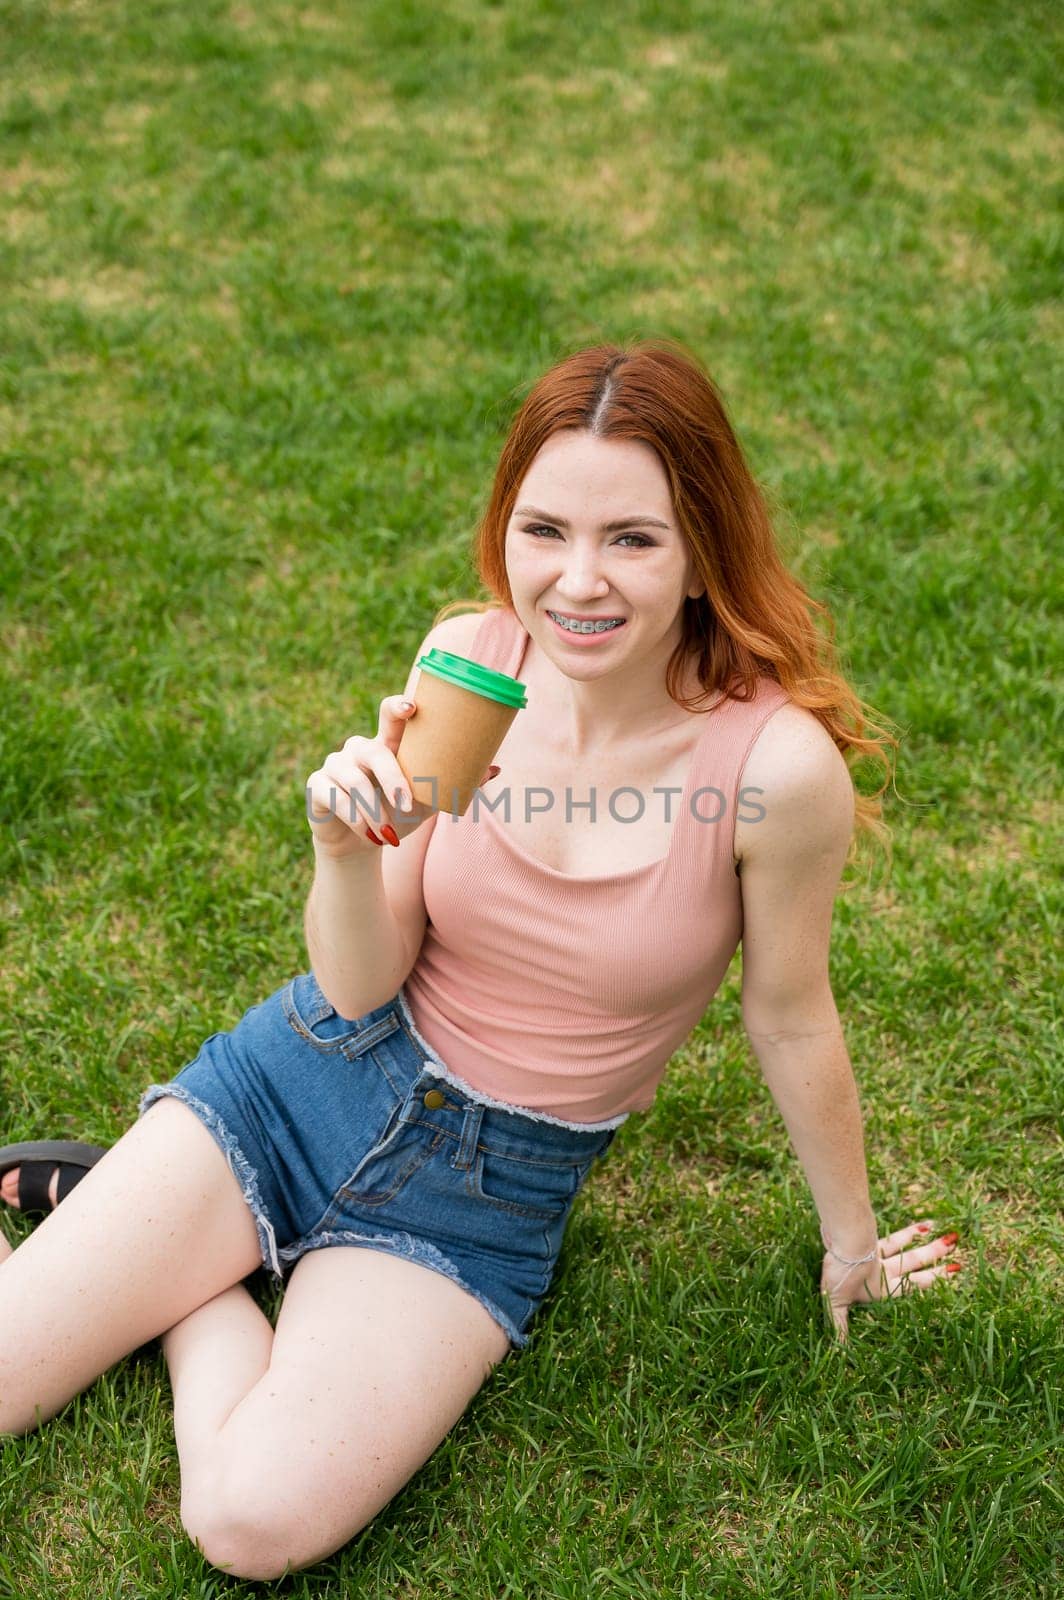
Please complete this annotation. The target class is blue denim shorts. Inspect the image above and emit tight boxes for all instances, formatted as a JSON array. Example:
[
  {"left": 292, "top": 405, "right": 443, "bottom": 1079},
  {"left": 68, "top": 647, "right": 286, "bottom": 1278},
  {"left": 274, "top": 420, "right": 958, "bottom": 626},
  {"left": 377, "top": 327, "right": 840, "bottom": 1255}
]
[{"left": 138, "top": 974, "right": 621, "bottom": 1356}]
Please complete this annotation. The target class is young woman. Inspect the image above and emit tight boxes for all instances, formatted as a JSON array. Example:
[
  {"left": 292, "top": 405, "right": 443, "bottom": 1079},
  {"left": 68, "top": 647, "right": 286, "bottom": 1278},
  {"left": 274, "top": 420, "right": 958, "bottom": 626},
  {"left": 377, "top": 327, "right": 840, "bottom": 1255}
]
[{"left": 0, "top": 340, "right": 960, "bottom": 1579}]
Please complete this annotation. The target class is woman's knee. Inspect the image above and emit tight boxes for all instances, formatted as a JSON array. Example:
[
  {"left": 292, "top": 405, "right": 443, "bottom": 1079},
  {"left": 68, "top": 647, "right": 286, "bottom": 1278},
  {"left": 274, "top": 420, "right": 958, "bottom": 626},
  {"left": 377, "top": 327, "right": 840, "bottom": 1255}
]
[
  {"left": 182, "top": 1514, "right": 302, "bottom": 1582},
  {"left": 180, "top": 1463, "right": 369, "bottom": 1581},
  {"left": 0, "top": 1393, "right": 49, "bottom": 1439}
]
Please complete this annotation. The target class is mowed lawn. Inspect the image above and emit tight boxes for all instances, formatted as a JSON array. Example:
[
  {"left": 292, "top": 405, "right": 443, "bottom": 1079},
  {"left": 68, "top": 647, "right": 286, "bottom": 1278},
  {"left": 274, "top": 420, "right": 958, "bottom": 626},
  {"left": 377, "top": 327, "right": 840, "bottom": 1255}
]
[{"left": 1, "top": 1, "right": 1060, "bottom": 1595}]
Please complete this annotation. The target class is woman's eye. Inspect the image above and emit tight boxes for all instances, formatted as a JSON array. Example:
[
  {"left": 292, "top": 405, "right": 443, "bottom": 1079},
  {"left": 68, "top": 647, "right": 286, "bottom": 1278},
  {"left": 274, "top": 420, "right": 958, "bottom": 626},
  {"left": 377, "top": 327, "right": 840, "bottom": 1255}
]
[{"left": 523, "top": 524, "right": 653, "bottom": 549}]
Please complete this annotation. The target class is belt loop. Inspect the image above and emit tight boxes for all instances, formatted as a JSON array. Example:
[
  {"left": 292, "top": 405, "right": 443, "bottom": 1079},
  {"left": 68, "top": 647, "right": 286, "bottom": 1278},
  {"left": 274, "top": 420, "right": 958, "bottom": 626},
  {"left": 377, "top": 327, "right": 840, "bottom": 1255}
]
[
  {"left": 340, "top": 1010, "right": 401, "bottom": 1061},
  {"left": 454, "top": 1102, "right": 483, "bottom": 1171}
]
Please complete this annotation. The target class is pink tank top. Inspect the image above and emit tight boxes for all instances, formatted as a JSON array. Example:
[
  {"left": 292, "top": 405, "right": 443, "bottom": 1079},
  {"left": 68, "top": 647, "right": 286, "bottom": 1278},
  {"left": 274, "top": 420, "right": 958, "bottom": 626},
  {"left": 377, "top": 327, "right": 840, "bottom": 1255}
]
[{"left": 400, "top": 606, "right": 791, "bottom": 1127}]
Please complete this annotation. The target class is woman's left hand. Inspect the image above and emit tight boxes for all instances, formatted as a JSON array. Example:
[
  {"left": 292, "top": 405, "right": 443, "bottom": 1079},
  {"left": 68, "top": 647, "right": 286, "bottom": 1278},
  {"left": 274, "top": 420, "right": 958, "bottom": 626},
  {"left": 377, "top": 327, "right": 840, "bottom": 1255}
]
[{"left": 822, "top": 1220, "right": 962, "bottom": 1340}]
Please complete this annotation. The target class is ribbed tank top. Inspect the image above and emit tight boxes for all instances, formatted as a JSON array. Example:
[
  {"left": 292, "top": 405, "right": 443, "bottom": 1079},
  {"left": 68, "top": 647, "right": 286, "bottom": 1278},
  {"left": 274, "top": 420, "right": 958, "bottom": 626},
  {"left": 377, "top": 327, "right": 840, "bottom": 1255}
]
[{"left": 400, "top": 606, "right": 791, "bottom": 1127}]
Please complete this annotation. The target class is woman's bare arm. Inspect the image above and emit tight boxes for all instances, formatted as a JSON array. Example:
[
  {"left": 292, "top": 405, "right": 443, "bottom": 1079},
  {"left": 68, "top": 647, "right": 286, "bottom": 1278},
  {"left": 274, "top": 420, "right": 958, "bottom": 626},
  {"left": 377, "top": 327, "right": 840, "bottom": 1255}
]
[{"left": 737, "top": 709, "right": 959, "bottom": 1333}]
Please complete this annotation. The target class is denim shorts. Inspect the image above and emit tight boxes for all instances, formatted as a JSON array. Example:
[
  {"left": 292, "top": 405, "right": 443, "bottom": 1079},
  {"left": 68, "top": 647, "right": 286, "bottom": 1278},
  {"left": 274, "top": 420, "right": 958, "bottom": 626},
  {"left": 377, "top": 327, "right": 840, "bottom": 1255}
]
[{"left": 137, "top": 974, "right": 621, "bottom": 1356}]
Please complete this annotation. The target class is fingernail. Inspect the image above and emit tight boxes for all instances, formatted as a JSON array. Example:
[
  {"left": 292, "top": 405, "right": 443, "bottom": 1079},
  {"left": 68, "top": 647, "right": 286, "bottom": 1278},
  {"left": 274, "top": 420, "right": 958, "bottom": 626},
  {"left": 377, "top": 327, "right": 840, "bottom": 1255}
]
[
  {"left": 941, "top": 1232, "right": 959, "bottom": 1247},
  {"left": 400, "top": 699, "right": 415, "bottom": 712},
  {"left": 366, "top": 829, "right": 384, "bottom": 846},
  {"left": 916, "top": 1223, "right": 931, "bottom": 1234},
  {"left": 487, "top": 765, "right": 501, "bottom": 780},
  {"left": 380, "top": 824, "right": 401, "bottom": 847},
  {"left": 946, "top": 1263, "right": 962, "bottom": 1274}
]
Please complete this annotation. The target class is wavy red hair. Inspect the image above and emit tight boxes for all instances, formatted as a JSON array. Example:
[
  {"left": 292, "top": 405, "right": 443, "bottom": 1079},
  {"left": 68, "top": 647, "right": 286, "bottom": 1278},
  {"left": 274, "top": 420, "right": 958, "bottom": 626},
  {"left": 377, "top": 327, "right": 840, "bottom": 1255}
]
[{"left": 436, "top": 338, "right": 900, "bottom": 876}]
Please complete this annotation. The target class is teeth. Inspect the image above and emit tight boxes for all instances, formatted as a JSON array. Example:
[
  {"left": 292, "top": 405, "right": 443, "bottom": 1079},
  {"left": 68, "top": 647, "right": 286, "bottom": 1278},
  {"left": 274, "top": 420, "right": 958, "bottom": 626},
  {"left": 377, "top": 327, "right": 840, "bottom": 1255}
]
[{"left": 549, "top": 612, "right": 624, "bottom": 634}]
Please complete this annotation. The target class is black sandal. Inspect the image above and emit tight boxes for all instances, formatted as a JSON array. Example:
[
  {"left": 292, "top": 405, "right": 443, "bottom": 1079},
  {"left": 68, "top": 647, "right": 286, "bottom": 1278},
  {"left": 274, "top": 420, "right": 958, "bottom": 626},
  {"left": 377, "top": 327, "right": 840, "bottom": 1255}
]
[{"left": 0, "top": 1140, "right": 110, "bottom": 1217}]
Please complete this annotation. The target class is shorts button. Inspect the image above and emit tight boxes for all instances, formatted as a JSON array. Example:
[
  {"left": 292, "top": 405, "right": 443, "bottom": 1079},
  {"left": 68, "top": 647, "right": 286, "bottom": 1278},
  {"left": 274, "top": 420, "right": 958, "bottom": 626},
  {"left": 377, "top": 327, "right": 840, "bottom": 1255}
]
[{"left": 423, "top": 1089, "right": 445, "bottom": 1109}]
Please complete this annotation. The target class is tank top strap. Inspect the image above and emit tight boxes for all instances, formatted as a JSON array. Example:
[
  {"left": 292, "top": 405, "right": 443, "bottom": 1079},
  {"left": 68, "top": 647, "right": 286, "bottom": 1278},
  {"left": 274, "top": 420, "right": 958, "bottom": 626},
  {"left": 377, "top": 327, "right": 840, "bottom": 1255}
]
[
  {"left": 467, "top": 605, "right": 528, "bottom": 677},
  {"left": 674, "top": 676, "right": 792, "bottom": 867},
  {"left": 719, "top": 677, "right": 792, "bottom": 777}
]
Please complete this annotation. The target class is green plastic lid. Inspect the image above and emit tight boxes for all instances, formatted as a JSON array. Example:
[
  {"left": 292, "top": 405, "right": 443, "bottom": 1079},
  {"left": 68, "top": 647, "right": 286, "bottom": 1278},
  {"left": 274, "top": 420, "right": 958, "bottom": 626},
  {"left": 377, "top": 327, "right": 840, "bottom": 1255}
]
[{"left": 417, "top": 648, "right": 528, "bottom": 709}]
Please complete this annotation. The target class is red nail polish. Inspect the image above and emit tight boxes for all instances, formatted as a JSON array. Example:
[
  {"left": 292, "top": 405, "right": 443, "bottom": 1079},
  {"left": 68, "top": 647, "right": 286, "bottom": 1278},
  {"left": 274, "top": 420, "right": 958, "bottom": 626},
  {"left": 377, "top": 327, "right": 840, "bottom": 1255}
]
[
  {"left": 380, "top": 824, "right": 401, "bottom": 847},
  {"left": 366, "top": 829, "right": 384, "bottom": 846},
  {"left": 916, "top": 1224, "right": 931, "bottom": 1234},
  {"left": 941, "top": 1232, "right": 959, "bottom": 1247},
  {"left": 946, "top": 1263, "right": 962, "bottom": 1274}
]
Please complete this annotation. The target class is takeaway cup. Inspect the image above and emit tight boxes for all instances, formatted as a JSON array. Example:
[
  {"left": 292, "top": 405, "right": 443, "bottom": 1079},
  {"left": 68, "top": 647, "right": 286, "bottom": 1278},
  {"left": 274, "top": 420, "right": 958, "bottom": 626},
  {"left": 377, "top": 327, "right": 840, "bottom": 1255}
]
[{"left": 396, "top": 647, "right": 527, "bottom": 817}]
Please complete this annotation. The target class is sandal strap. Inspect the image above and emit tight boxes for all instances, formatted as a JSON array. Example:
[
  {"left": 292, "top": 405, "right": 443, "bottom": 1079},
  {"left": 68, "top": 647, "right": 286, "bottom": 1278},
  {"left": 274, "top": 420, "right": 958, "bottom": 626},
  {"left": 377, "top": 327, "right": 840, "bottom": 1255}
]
[
  {"left": 55, "top": 1163, "right": 88, "bottom": 1203},
  {"left": 17, "top": 1161, "right": 55, "bottom": 1213}
]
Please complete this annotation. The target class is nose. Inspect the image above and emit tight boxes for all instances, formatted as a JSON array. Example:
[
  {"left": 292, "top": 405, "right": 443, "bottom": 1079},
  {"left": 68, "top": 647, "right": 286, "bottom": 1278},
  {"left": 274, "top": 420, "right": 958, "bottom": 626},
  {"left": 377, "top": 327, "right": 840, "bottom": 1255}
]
[{"left": 554, "top": 544, "right": 611, "bottom": 602}]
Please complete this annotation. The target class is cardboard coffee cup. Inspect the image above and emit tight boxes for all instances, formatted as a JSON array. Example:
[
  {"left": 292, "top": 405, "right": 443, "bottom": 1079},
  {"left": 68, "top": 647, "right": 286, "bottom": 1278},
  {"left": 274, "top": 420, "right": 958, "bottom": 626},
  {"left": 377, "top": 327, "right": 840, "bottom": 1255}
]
[{"left": 397, "top": 648, "right": 527, "bottom": 817}]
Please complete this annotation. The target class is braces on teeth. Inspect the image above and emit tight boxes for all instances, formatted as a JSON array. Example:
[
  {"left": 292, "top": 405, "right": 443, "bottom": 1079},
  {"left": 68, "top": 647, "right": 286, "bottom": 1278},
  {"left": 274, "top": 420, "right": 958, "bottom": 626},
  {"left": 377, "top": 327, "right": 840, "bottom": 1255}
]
[{"left": 550, "top": 613, "right": 624, "bottom": 633}]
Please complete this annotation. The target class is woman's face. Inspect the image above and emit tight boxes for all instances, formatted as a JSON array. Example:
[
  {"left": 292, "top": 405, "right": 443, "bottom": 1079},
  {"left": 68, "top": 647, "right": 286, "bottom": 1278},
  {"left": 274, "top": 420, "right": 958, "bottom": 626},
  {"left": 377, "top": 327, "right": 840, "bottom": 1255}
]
[{"left": 504, "top": 430, "right": 705, "bottom": 677}]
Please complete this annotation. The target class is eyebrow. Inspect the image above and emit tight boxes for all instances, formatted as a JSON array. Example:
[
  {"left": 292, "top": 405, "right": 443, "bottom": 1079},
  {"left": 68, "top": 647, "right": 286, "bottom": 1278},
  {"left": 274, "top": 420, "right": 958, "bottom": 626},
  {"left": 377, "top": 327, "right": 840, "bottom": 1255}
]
[{"left": 513, "top": 504, "right": 672, "bottom": 532}]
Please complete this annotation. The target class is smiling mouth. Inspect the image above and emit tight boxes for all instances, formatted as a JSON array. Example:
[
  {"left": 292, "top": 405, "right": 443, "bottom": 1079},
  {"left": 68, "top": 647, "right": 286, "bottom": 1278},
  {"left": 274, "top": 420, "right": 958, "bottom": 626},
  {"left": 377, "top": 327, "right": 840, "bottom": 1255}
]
[{"left": 546, "top": 611, "right": 627, "bottom": 634}]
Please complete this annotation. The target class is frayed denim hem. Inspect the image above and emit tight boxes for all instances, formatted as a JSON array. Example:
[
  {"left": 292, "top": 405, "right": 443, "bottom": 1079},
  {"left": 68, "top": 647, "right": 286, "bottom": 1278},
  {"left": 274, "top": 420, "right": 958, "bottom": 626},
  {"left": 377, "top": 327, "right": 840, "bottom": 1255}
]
[
  {"left": 395, "top": 988, "right": 630, "bottom": 1135},
  {"left": 279, "top": 1227, "right": 530, "bottom": 1355},
  {"left": 138, "top": 1082, "right": 282, "bottom": 1279}
]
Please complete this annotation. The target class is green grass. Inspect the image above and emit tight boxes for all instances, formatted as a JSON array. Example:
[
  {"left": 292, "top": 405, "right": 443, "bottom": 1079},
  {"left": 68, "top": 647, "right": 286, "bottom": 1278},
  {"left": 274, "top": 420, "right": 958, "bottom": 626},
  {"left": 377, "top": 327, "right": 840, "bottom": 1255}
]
[{"left": 1, "top": 0, "right": 1061, "bottom": 1593}]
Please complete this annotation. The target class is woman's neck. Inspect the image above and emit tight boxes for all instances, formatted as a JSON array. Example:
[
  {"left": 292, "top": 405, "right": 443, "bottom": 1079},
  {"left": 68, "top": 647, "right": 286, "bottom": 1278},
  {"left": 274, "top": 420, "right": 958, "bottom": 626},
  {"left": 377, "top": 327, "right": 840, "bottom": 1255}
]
[{"left": 524, "top": 640, "right": 703, "bottom": 759}]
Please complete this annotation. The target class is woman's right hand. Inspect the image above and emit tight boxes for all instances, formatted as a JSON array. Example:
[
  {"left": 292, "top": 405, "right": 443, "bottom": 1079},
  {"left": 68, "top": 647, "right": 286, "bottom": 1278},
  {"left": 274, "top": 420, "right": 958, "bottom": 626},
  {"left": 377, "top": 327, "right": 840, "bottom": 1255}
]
[{"left": 305, "top": 696, "right": 423, "bottom": 859}]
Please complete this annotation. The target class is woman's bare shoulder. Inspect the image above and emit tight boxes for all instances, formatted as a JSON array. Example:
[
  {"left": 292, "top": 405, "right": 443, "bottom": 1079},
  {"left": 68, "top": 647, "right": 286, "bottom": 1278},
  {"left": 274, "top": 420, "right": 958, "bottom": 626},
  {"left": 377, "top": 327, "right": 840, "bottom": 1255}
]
[
  {"left": 745, "top": 699, "right": 835, "bottom": 768},
  {"left": 735, "top": 702, "right": 853, "bottom": 864},
  {"left": 426, "top": 608, "right": 495, "bottom": 654}
]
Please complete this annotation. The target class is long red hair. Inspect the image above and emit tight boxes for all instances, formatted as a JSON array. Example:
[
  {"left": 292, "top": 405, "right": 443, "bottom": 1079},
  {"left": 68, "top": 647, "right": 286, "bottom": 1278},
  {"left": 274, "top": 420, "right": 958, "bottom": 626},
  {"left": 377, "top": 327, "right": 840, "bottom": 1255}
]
[{"left": 436, "top": 338, "right": 900, "bottom": 875}]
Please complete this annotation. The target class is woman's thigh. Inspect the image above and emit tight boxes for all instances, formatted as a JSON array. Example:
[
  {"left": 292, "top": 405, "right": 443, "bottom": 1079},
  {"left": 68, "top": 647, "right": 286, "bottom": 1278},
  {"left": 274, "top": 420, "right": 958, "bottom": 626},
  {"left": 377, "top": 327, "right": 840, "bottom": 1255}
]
[
  {"left": 183, "top": 1244, "right": 511, "bottom": 1579},
  {"left": 0, "top": 1096, "right": 263, "bottom": 1434}
]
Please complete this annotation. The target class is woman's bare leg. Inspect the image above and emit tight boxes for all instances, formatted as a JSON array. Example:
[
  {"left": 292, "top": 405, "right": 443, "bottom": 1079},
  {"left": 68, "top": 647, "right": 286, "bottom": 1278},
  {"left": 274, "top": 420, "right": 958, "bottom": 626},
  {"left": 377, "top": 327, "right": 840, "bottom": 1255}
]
[
  {"left": 2, "top": 1101, "right": 514, "bottom": 1582},
  {"left": 0, "top": 1096, "right": 264, "bottom": 1435},
  {"left": 161, "top": 1282, "right": 276, "bottom": 1462},
  {"left": 171, "top": 1246, "right": 512, "bottom": 1580},
  {"left": 0, "top": 1184, "right": 276, "bottom": 1449}
]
